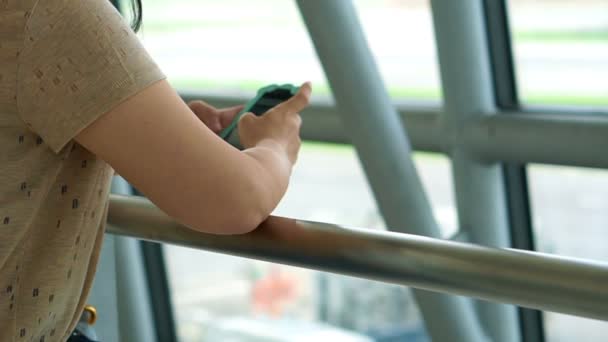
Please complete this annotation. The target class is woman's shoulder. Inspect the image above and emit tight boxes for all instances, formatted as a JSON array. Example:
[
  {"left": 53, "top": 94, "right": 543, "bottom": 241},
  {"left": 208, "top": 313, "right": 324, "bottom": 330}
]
[{"left": 17, "top": 0, "right": 164, "bottom": 154}]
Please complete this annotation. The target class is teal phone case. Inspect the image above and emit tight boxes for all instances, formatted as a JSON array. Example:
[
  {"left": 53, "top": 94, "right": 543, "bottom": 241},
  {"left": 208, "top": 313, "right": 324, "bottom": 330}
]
[{"left": 220, "top": 83, "right": 299, "bottom": 140}]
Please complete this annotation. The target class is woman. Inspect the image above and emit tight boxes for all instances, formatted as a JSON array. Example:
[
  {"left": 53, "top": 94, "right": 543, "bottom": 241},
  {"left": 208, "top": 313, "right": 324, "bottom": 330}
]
[{"left": 0, "top": 0, "right": 311, "bottom": 340}]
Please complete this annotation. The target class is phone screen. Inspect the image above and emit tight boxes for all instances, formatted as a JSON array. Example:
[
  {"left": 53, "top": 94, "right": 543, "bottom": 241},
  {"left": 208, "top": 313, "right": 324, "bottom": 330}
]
[
  {"left": 220, "top": 85, "right": 297, "bottom": 141},
  {"left": 249, "top": 88, "right": 295, "bottom": 115}
]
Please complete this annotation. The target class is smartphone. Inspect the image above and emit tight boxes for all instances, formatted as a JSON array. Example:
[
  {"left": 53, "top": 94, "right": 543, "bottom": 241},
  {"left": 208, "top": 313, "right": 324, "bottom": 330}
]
[{"left": 220, "top": 84, "right": 299, "bottom": 144}]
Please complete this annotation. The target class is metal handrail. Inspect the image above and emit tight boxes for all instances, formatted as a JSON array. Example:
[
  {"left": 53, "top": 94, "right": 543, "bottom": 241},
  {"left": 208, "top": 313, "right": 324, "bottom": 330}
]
[{"left": 107, "top": 194, "right": 608, "bottom": 321}]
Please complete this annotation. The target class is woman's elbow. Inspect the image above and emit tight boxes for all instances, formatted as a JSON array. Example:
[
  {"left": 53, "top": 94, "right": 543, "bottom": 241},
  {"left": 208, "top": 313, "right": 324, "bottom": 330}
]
[
  {"left": 165, "top": 174, "right": 279, "bottom": 235},
  {"left": 183, "top": 192, "right": 270, "bottom": 235},
  {"left": 227, "top": 206, "right": 266, "bottom": 234},
  {"left": 217, "top": 175, "right": 279, "bottom": 234},
  {"left": 186, "top": 205, "right": 265, "bottom": 235}
]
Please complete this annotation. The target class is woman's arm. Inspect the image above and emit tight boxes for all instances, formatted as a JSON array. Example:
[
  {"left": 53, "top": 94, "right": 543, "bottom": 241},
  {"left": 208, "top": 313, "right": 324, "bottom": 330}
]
[{"left": 76, "top": 80, "right": 310, "bottom": 235}]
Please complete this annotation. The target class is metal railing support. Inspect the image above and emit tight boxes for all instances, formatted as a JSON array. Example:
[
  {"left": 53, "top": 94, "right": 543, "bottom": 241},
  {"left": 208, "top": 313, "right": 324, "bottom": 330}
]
[
  {"left": 295, "top": 1, "right": 486, "bottom": 341},
  {"left": 107, "top": 194, "right": 608, "bottom": 322},
  {"left": 430, "top": 0, "right": 520, "bottom": 340}
]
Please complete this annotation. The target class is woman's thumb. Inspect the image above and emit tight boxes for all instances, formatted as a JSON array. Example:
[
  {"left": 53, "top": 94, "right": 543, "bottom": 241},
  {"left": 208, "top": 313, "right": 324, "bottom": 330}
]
[{"left": 238, "top": 112, "right": 257, "bottom": 125}]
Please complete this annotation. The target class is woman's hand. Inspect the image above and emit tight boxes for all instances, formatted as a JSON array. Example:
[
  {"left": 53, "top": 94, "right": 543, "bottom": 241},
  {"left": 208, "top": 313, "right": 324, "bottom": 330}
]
[
  {"left": 76, "top": 80, "right": 311, "bottom": 234},
  {"left": 238, "top": 82, "right": 312, "bottom": 164},
  {"left": 187, "top": 100, "right": 244, "bottom": 134}
]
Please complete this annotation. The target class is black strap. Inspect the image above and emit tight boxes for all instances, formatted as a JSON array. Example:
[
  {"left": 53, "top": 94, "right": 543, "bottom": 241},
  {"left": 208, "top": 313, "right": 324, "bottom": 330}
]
[{"left": 67, "top": 330, "right": 99, "bottom": 342}]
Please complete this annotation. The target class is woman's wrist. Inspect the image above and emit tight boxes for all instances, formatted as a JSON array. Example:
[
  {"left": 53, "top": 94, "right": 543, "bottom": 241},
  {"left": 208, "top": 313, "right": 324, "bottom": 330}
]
[
  {"left": 245, "top": 138, "right": 293, "bottom": 175},
  {"left": 242, "top": 139, "right": 293, "bottom": 210},
  {"left": 254, "top": 139, "right": 290, "bottom": 161}
]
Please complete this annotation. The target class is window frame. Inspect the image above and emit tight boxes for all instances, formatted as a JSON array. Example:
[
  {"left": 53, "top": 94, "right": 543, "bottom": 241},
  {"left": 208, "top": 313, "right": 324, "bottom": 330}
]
[
  {"left": 111, "top": 0, "right": 608, "bottom": 341},
  {"left": 483, "top": 1, "right": 546, "bottom": 341}
]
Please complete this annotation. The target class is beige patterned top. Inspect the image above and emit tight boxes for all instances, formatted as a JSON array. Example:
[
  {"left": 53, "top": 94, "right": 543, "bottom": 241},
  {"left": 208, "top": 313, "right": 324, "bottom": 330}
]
[{"left": 0, "top": 0, "right": 165, "bottom": 340}]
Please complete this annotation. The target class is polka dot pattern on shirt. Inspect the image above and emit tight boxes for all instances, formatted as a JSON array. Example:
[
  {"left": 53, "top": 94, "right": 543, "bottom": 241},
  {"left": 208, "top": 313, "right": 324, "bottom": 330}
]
[{"left": 1, "top": 0, "right": 165, "bottom": 340}]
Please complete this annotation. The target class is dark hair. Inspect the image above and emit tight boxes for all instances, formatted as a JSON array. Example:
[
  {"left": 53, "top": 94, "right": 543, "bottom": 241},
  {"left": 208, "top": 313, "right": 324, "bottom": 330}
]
[
  {"left": 111, "top": 0, "right": 142, "bottom": 32},
  {"left": 129, "top": 0, "right": 143, "bottom": 32}
]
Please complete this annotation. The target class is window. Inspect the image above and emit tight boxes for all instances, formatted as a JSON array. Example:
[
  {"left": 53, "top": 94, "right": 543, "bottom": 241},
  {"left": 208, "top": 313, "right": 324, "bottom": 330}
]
[
  {"left": 137, "top": 0, "right": 441, "bottom": 102},
  {"left": 274, "top": 143, "right": 457, "bottom": 237},
  {"left": 109, "top": 1, "right": 608, "bottom": 341},
  {"left": 137, "top": 1, "right": 449, "bottom": 339},
  {"left": 528, "top": 164, "right": 608, "bottom": 341},
  {"left": 508, "top": 0, "right": 608, "bottom": 108},
  {"left": 164, "top": 143, "right": 455, "bottom": 341},
  {"left": 354, "top": 0, "right": 442, "bottom": 101}
]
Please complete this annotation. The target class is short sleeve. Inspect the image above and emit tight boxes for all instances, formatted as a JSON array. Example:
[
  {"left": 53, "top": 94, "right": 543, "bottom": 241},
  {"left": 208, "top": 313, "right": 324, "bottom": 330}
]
[{"left": 17, "top": 0, "right": 166, "bottom": 153}]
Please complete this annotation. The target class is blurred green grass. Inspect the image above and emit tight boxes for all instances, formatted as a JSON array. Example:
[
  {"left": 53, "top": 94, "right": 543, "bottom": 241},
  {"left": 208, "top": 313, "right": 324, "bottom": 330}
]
[
  {"left": 524, "top": 93, "right": 608, "bottom": 106},
  {"left": 172, "top": 78, "right": 608, "bottom": 107},
  {"left": 171, "top": 78, "right": 443, "bottom": 102},
  {"left": 514, "top": 30, "right": 608, "bottom": 43},
  {"left": 139, "top": 0, "right": 608, "bottom": 108},
  {"left": 143, "top": 19, "right": 608, "bottom": 44},
  {"left": 300, "top": 141, "right": 444, "bottom": 163},
  {"left": 138, "top": 0, "right": 608, "bottom": 44}
]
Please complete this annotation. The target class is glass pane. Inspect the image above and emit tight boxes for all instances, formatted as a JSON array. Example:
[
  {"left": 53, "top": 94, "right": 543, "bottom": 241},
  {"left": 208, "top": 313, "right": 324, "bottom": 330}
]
[
  {"left": 136, "top": 0, "right": 441, "bottom": 101},
  {"left": 274, "top": 143, "right": 457, "bottom": 236},
  {"left": 165, "top": 143, "right": 455, "bottom": 341},
  {"left": 528, "top": 164, "right": 608, "bottom": 341},
  {"left": 354, "top": 0, "right": 442, "bottom": 101},
  {"left": 508, "top": 0, "right": 608, "bottom": 108}
]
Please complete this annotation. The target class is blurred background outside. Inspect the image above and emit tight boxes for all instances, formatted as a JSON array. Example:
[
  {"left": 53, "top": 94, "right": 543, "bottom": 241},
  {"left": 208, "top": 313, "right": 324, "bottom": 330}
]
[{"left": 125, "top": 0, "right": 608, "bottom": 341}]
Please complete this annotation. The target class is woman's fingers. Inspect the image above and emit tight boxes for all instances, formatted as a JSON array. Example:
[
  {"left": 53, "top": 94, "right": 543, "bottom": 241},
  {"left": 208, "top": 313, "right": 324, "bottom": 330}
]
[
  {"left": 238, "top": 112, "right": 257, "bottom": 125},
  {"left": 188, "top": 100, "right": 221, "bottom": 132},
  {"left": 218, "top": 105, "right": 245, "bottom": 128},
  {"left": 275, "top": 82, "right": 312, "bottom": 115},
  {"left": 188, "top": 100, "right": 247, "bottom": 134}
]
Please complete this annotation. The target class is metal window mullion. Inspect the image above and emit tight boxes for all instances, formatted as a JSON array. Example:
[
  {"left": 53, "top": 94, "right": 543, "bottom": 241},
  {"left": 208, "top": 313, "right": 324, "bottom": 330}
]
[
  {"left": 133, "top": 188, "right": 178, "bottom": 342},
  {"left": 139, "top": 241, "right": 178, "bottom": 342},
  {"left": 111, "top": 178, "right": 158, "bottom": 342},
  {"left": 483, "top": 1, "right": 519, "bottom": 110},
  {"left": 430, "top": 0, "right": 521, "bottom": 341},
  {"left": 482, "top": 1, "right": 546, "bottom": 342},
  {"left": 184, "top": 91, "right": 608, "bottom": 168},
  {"left": 295, "top": 1, "right": 486, "bottom": 341},
  {"left": 503, "top": 167, "right": 546, "bottom": 342}
]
